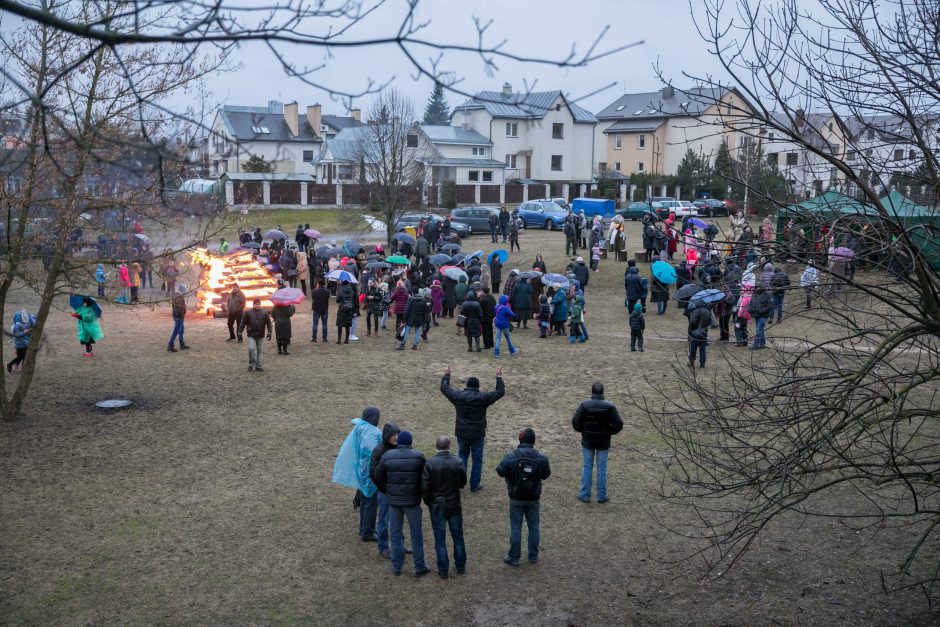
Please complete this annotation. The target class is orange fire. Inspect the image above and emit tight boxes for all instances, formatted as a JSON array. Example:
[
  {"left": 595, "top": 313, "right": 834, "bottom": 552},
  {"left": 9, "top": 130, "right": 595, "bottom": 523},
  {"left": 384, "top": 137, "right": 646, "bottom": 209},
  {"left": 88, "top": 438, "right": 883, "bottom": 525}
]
[{"left": 189, "top": 248, "right": 279, "bottom": 316}]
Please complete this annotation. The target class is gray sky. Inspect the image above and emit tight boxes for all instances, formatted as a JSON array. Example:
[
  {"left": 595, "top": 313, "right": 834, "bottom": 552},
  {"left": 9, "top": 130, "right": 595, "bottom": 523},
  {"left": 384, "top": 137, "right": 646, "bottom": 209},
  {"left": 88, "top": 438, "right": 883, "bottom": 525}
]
[{"left": 207, "top": 0, "right": 725, "bottom": 119}]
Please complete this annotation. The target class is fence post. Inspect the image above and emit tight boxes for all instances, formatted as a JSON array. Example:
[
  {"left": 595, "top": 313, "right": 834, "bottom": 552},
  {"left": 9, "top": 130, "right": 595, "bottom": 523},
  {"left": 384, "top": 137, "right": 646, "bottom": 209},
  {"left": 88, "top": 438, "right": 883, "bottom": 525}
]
[
  {"left": 562, "top": 183, "right": 569, "bottom": 199},
  {"left": 660, "top": 184, "right": 667, "bottom": 197},
  {"left": 544, "top": 184, "right": 550, "bottom": 199},
  {"left": 475, "top": 185, "right": 481, "bottom": 204},
  {"left": 225, "top": 180, "right": 234, "bottom": 207},
  {"left": 499, "top": 184, "right": 505, "bottom": 204},
  {"left": 263, "top": 181, "right": 271, "bottom": 206},
  {"left": 579, "top": 184, "right": 586, "bottom": 198},
  {"left": 675, "top": 186, "right": 681, "bottom": 200},
  {"left": 629, "top": 185, "right": 636, "bottom": 201},
  {"left": 620, "top": 184, "right": 627, "bottom": 203},
  {"left": 523, "top": 185, "right": 529, "bottom": 202},
  {"left": 300, "top": 182, "right": 308, "bottom": 206},
  {"left": 336, "top": 183, "right": 343, "bottom": 205}
]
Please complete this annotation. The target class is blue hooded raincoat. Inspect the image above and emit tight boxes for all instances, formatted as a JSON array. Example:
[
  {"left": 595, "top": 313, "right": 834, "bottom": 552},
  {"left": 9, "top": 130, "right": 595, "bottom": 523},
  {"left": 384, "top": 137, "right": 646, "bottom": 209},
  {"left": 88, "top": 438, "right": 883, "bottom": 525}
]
[{"left": 331, "top": 408, "right": 382, "bottom": 497}]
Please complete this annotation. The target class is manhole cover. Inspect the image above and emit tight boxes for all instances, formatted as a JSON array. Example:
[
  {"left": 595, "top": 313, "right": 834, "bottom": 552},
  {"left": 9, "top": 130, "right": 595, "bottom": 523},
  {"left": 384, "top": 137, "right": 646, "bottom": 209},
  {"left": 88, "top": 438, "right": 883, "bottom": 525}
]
[{"left": 96, "top": 399, "right": 133, "bottom": 409}]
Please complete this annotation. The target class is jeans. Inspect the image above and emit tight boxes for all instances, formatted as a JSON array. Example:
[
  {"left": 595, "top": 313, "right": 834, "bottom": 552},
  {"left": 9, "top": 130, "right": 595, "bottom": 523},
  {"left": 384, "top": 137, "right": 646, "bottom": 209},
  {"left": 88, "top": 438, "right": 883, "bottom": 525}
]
[
  {"left": 376, "top": 491, "right": 390, "bottom": 553},
  {"left": 656, "top": 300, "right": 667, "bottom": 315},
  {"left": 358, "top": 492, "right": 377, "bottom": 539},
  {"left": 429, "top": 503, "right": 466, "bottom": 575},
  {"left": 770, "top": 294, "right": 784, "bottom": 322},
  {"left": 689, "top": 338, "right": 707, "bottom": 366},
  {"left": 350, "top": 316, "right": 358, "bottom": 337},
  {"left": 389, "top": 505, "right": 426, "bottom": 573},
  {"left": 97, "top": 284, "right": 105, "bottom": 297},
  {"left": 381, "top": 309, "right": 389, "bottom": 328},
  {"left": 754, "top": 316, "right": 768, "bottom": 348},
  {"left": 247, "top": 336, "right": 264, "bottom": 367},
  {"left": 494, "top": 326, "right": 516, "bottom": 356},
  {"left": 490, "top": 225, "right": 498, "bottom": 243},
  {"left": 507, "top": 499, "right": 540, "bottom": 564},
  {"left": 719, "top": 312, "right": 731, "bottom": 341},
  {"left": 501, "top": 223, "right": 509, "bottom": 242},
  {"left": 169, "top": 316, "right": 185, "bottom": 348},
  {"left": 312, "top": 311, "right": 328, "bottom": 340},
  {"left": 579, "top": 447, "right": 609, "bottom": 501},
  {"left": 400, "top": 324, "right": 421, "bottom": 347},
  {"left": 457, "top": 437, "right": 485, "bottom": 490}
]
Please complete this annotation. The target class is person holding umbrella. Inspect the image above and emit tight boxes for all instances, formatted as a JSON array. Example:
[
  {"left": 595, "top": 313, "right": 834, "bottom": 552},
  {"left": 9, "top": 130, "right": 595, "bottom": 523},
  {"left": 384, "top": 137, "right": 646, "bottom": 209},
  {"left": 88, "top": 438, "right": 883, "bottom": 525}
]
[
  {"left": 296, "top": 250, "right": 310, "bottom": 295},
  {"left": 272, "top": 286, "right": 296, "bottom": 355},
  {"left": 72, "top": 296, "right": 103, "bottom": 357},
  {"left": 336, "top": 280, "right": 357, "bottom": 344},
  {"left": 511, "top": 278, "right": 532, "bottom": 329},
  {"left": 238, "top": 299, "right": 272, "bottom": 372},
  {"left": 168, "top": 284, "right": 189, "bottom": 352},
  {"left": 365, "top": 278, "right": 384, "bottom": 337}
]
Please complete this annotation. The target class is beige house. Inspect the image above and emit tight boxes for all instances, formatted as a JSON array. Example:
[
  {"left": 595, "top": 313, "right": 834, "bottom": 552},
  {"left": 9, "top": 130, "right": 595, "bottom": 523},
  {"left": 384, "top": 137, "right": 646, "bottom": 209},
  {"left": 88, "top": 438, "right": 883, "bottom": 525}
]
[{"left": 594, "top": 86, "right": 751, "bottom": 177}]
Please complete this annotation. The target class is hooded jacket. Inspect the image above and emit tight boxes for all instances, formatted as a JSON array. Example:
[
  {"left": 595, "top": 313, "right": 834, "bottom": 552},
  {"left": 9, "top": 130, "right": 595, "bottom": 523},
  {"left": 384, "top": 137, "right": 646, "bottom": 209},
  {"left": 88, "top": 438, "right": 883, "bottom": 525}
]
[
  {"left": 331, "top": 408, "right": 383, "bottom": 497},
  {"left": 551, "top": 288, "right": 568, "bottom": 322},
  {"left": 440, "top": 373, "right": 505, "bottom": 440},
  {"left": 494, "top": 294, "right": 515, "bottom": 329},
  {"left": 625, "top": 267, "right": 643, "bottom": 300},
  {"left": 403, "top": 293, "right": 426, "bottom": 327},
  {"left": 496, "top": 443, "right": 551, "bottom": 502},
  {"left": 572, "top": 394, "right": 624, "bottom": 450},
  {"left": 572, "top": 260, "right": 589, "bottom": 288},
  {"left": 370, "top": 422, "right": 401, "bottom": 488}
]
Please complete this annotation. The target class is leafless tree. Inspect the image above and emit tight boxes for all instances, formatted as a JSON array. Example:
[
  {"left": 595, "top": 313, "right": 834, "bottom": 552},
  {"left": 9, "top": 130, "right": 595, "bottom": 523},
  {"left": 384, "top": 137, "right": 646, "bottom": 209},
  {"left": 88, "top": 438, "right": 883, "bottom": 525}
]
[{"left": 642, "top": 0, "right": 940, "bottom": 607}]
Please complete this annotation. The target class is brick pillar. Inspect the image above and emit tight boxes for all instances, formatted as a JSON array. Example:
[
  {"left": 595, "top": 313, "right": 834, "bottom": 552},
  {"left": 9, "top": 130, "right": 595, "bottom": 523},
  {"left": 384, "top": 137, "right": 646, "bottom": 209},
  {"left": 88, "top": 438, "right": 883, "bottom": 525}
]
[
  {"left": 579, "top": 184, "right": 587, "bottom": 198},
  {"left": 620, "top": 184, "right": 627, "bottom": 202},
  {"left": 475, "top": 185, "right": 481, "bottom": 204},
  {"left": 263, "top": 181, "right": 271, "bottom": 206},
  {"left": 336, "top": 183, "right": 343, "bottom": 205},
  {"left": 522, "top": 185, "right": 529, "bottom": 202},
  {"left": 544, "top": 184, "right": 550, "bottom": 199},
  {"left": 499, "top": 184, "right": 505, "bottom": 204},
  {"left": 629, "top": 185, "right": 636, "bottom": 201},
  {"left": 225, "top": 180, "right": 234, "bottom": 207},
  {"left": 300, "top": 182, "right": 308, "bottom": 206},
  {"left": 562, "top": 183, "right": 569, "bottom": 199}
]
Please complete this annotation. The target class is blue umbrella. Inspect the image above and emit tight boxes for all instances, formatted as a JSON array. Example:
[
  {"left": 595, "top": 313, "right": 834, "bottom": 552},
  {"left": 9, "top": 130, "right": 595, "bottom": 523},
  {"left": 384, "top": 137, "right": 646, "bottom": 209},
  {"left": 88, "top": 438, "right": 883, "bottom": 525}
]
[
  {"left": 429, "top": 253, "right": 451, "bottom": 266},
  {"left": 343, "top": 239, "right": 363, "bottom": 256},
  {"left": 689, "top": 218, "right": 708, "bottom": 229},
  {"left": 651, "top": 260, "right": 678, "bottom": 285},
  {"left": 392, "top": 232, "right": 416, "bottom": 245},
  {"left": 467, "top": 250, "right": 485, "bottom": 261},
  {"left": 488, "top": 249, "right": 509, "bottom": 264},
  {"left": 542, "top": 273, "right": 569, "bottom": 289},
  {"left": 70, "top": 294, "right": 102, "bottom": 317},
  {"left": 326, "top": 269, "right": 357, "bottom": 283},
  {"left": 689, "top": 288, "right": 725, "bottom": 305}
]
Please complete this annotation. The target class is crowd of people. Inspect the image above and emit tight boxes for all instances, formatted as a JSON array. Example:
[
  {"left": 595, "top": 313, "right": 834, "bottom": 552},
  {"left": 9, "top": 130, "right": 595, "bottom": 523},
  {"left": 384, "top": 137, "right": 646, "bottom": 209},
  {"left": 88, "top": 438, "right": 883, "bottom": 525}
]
[{"left": 331, "top": 368, "right": 624, "bottom": 578}]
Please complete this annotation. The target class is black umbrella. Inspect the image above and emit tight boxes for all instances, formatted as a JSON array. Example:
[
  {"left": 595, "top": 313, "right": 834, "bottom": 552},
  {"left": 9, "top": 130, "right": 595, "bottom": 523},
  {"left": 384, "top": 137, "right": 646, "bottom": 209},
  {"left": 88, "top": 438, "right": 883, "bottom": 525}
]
[
  {"left": 429, "top": 253, "right": 451, "bottom": 266},
  {"left": 441, "top": 243, "right": 461, "bottom": 253},
  {"left": 518, "top": 270, "right": 543, "bottom": 280},
  {"left": 450, "top": 253, "right": 468, "bottom": 266},
  {"left": 316, "top": 246, "right": 345, "bottom": 259},
  {"left": 366, "top": 261, "right": 391, "bottom": 271},
  {"left": 240, "top": 242, "right": 262, "bottom": 250},
  {"left": 392, "top": 232, "right": 416, "bottom": 245},
  {"left": 674, "top": 283, "right": 702, "bottom": 301}
]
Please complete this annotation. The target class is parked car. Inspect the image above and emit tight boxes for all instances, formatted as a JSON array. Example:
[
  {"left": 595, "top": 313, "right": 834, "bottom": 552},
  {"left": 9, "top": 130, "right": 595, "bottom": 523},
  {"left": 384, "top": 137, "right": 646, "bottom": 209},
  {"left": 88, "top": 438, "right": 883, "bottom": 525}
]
[
  {"left": 674, "top": 201, "right": 700, "bottom": 217},
  {"left": 516, "top": 200, "right": 568, "bottom": 230},
  {"left": 692, "top": 198, "right": 729, "bottom": 217},
  {"left": 395, "top": 213, "right": 472, "bottom": 238},
  {"left": 450, "top": 206, "right": 500, "bottom": 233},
  {"left": 618, "top": 201, "right": 658, "bottom": 221},
  {"left": 531, "top": 197, "right": 571, "bottom": 211},
  {"left": 649, "top": 196, "right": 676, "bottom": 204}
]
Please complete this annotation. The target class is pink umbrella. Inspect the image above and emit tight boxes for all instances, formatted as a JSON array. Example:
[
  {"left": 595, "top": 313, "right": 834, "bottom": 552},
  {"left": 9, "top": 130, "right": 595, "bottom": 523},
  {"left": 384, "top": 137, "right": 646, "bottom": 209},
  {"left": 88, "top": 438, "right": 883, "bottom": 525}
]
[
  {"left": 304, "top": 228, "right": 321, "bottom": 239},
  {"left": 271, "top": 287, "right": 305, "bottom": 305}
]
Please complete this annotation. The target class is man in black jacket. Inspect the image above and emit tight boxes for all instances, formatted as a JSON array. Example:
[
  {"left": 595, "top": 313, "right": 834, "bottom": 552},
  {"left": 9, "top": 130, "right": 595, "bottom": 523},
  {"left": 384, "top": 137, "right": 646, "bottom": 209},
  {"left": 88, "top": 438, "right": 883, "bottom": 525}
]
[
  {"left": 748, "top": 286, "right": 773, "bottom": 350},
  {"left": 374, "top": 431, "right": 430, "bottom": 577},
  {"left": 310, "top": 280, "right": 330, "bottom": 342},
  {"left": 370, "top": 422, "right": 401, "bottom": 559},
  {"left": 440, "top": 366, "right": 505, "bottom": 492},
  {"left": 237, "top": 299, "right": 272, "bottom": 372},
  {"left": 421, "top": 436, "right": 467, "bottom": 578},
  {"left": 495, "top": 428, "right": 551, "bottom": 566},
  {"left": 688, "top": 303, "right": 711, "bottom": 369},
  {"left": 571, "top": 382, "right": 623, "bottom": 503},
  {"left": 396, "top": 287, "right": 426, "bottom": 351},
  {"left": 571, "top": 256, "right": 590, "bottom": 290}
]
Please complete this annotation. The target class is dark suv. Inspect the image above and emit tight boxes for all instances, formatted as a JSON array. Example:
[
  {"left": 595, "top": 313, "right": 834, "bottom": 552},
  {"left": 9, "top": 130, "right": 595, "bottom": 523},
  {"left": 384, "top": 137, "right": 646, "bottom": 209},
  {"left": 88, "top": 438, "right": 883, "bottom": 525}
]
[
  {"left": 692, "top": 198, "right": 729, "bottom": 217},
  {"left": 394, "top": 213, "right": 472, "bottom": 237},
  {"left": 450, "top": 206, "right": 500, "bottom": 233}
]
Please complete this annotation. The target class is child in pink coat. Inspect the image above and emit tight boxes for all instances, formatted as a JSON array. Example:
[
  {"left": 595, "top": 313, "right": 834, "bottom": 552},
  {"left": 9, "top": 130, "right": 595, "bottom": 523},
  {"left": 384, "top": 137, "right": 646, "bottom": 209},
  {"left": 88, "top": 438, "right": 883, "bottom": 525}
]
[{"left": 430, "top": 279, "right": 444, "bottom": 325}]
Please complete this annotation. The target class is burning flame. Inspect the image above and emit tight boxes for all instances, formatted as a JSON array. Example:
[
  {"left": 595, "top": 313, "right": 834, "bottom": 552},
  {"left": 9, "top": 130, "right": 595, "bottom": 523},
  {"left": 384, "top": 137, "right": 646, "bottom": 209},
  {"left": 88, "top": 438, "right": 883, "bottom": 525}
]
[{"left": 189, "top": 248, "right": 279, "bottom": 316}]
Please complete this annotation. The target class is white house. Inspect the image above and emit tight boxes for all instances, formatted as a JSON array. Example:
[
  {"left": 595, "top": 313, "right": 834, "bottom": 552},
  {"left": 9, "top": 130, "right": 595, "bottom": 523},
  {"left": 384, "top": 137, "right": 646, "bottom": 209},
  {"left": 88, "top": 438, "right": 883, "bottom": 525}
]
[
  {"left": 207, "top": 101, "right": 362, "bottom": 177},
  {"left": 414, "top": 124, "right": 506, "bottom": 186},
  {"left": 452, "top": 84, "right": 598, "bottom": 183}
]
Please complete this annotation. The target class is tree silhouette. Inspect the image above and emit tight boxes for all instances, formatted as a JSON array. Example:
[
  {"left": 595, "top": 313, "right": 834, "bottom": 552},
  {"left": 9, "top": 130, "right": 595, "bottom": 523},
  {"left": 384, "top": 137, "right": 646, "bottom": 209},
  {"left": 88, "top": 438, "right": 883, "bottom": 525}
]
[{"left": 422, "top": 83, "right": 451, "bottom": 125}]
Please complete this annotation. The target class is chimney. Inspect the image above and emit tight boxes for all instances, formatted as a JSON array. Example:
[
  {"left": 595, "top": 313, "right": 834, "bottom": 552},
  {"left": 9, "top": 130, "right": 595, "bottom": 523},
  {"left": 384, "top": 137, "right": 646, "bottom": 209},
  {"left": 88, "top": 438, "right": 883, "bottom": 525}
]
[
  {"left": 461, "top": 109, "right": 471, "bottom": 130},
  {"left": 307, "top": 104, "right": 322, "bottom": 136},
  {"left": 350, "top": 108, "right": 361, "bottom": 122},
  {"left": 284, "top": 102, "right": 299, "bottom": 136},
  {"left": 502, "top": 82, "right": 512, "bottom": 95},
  {"left": 795, "top": 108, "right": 806, "bottom": 128},
  {"left": 661, "top": 85, "right": 674, "bottom": 99}
]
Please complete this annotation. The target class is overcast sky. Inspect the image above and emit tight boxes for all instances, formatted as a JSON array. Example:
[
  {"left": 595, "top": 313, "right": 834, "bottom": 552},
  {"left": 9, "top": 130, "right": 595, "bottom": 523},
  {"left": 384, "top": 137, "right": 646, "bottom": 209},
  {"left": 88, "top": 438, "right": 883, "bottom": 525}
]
[{"left": 204, "top": 0, "right": 725, "bottom": 120}]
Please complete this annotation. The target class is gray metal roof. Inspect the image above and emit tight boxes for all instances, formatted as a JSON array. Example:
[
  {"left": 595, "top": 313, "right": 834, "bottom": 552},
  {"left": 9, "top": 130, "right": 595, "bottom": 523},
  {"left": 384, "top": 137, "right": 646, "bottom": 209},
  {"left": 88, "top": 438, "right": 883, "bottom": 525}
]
[
  {"left": 221, "top": 172, "right": 316, "bottom": 182},
  {"left": 315, "top": 125, "right": 377, "bottom": 163},
  {"left": 595, "top": 87, "right": 729, "bottom": 120},
  {"left": 219, "top": 106, "right": 322, "bottom": 143},
  {"left": 424, "top": 157, "right": 506, "bottom": 167},
  {"left": 418, "top": 125, "right": 492, "bottom": 145},
  {"left": 603, "top": 119, "right": 665, "bottom": 133},
  {"left": 454, "top": 90, "right": 597, "bottom": 124},
  {"left": 322, "top": 115, "right": 364, "bottom": 132}
]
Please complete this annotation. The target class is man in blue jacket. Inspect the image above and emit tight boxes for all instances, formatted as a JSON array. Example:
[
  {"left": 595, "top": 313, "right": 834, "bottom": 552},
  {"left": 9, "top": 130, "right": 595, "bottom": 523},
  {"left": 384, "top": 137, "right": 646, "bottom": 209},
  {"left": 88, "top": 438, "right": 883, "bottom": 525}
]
[{"left": 331, "top": 407, "right": 383, "bottom": 542}]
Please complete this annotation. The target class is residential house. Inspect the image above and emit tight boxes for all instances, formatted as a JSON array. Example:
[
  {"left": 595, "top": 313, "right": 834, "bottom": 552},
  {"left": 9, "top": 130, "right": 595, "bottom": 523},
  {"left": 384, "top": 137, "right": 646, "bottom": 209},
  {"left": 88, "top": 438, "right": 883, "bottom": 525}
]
[
  {"left": 452, "top": 84, "right": 598, "bottom": 183},
  {"left": 207, "top": 101, "right": 363, "bottom": 177},
  {"left": 594, "top": 86, "right": 752, "bottom": 177},
  {"left": 414, "top": 124, "right": 506, "bottom": 186}
]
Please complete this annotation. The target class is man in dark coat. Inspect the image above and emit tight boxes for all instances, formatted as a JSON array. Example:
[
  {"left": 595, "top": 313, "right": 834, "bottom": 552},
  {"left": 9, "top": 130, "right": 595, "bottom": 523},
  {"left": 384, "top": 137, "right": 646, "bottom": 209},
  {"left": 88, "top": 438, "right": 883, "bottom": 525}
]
[
  {"left": 439, "top": 366, "right": 505, "bottom": 492},
  {"left": 238, "top": 299, "right": 272, "bottom": 372},
  {"left": 625, "top": 264, "right": 643, "bottom": 313},
  {"left": 510, "top": 278, "right": 532, "bottom": 328},
  {"left": 747, "top": 286, "right": 773, "bottom": 350},
  {"left": 498, "top": 206, "right": 510, "bottom": 242},
  {"left": 688, "top": 303, "right": 711, "bottom": 368},
  {"left": 397, "top": 287, "right": 426, "bottom": 350},
  {"left": 226, "top": 284, "right": 246, "bottom": 342},
  {"left": 370, "top": 422, "right": 401, "bottom": 559},
  {"left": 460, "top": 291, "right": 483, "bottom": 352},
  {"left": 479, "top": 287, "right": 496, "bottom": 349},
  {"left": 495, "top": 428, "right": 551, "bottom": 566},
  {"left": 489, "top": 256, "right": 503, "bottom": 295},
  {"left": 414, "top": 236, "right": 430, "bottom": 266},
  {"left": 488, "top": 211, "right": 499, "bottom": 243},
  {"left": 571, "top": 382, "right": 623, "bottom": 503},
  {"left": 310, "top": 280, "right": 331, "bottom": 342},
  {"left": 421, "top": 436, "right": 467, "bottom": 578},
  {"left": 374, "top": 431, "right": 430, "bottom": 577},
  {"left": 571, "top": 257, "right": 589, "bottom": 290}
]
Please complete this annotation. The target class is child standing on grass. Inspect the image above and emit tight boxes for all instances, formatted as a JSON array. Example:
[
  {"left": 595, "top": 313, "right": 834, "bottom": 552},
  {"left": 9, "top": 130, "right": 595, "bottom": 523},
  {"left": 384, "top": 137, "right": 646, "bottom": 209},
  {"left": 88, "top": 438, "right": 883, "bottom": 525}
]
[
  {"left": 591, "top": 242, "right": 601, "bottom": 272},
  {"left": 537, "top": 294, "right": 551, "bottom": 338},
  {"left": 629, "top": 302, "right": 645, "bottom": 352},
  {"left": 568, "top": 295, "right": 586, "bottom": 343}
]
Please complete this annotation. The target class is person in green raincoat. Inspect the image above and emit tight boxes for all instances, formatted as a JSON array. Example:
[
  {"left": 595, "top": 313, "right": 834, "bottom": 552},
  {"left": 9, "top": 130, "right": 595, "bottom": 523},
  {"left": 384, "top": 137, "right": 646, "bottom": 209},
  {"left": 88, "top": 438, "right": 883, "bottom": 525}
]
[{"left": 72, "top": 297, "right": 103, "bottom": 357}]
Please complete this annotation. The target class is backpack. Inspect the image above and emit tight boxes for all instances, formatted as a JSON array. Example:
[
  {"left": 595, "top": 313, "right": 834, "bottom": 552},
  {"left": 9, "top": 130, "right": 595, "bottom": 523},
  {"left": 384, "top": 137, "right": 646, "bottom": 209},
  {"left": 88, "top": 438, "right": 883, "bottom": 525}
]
[
  {"left": 570, "top": 302, "right": 582, "bottom": 323},
  {"left": 512, "top": 454, "right": 541, "bottom": 500},
  {"left": 341, "top": 294, "right": 354, "bottom": 312}
]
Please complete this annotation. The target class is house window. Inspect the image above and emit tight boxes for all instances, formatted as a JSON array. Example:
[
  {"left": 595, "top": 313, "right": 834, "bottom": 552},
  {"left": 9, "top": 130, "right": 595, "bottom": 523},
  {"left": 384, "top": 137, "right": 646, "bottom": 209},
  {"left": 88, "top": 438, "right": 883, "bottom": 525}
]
[
  {"left": 338, "top": 165, "right": 353, "bottom": 180},
  {"left": 552, "top": 123, "right": 564, "bottom": 139},
  {"left": 636, "top": 161, "right": 645, "bottom": 173},
  {"left": 468, "top": 170, "right": 480, "bottom": 182},
  {"left": 786, "top": 152, "right": 798, "bottom": 165},
  {"left": 865, "top": 148, "right": 874, "bottom": 157},
  {"left": 320, "top": 124, "right": 329, "bottom": 132},
  {"left": 472, "top": 146, "right": 485, "bottom": 156},
  {"left": 725, "top": 98, "right": 733, "bottom": 115},
  {"left": 846, "top": 150, "right": 857, "bottom": 161},
  {"left": 614, "top": 135, "right": 622, "bottom": 150},
  {"left": 828, "top": 122, "right": 834, "bottom": 131},
  {"left": 766, "top": 153, "right": 778, "bottom": 166},
  {"left": 482, "top": 171, "right": 493, "bottom": 182},
  {"left": 303, "top": 150, "right": 314, "bottom": 162},
  {"left": 406, "top": 134, "right": 418, "bottom": 148},
  {"left": 614, "top": 161, "right": 621, "bottom": 172},
  {"left": 894, "top": 149, "right": 904, "bottom": 161},
  {"left": 505, "top": 154, "right": 517, "bottom": 169},
  {"left": 867, "top": 129, "right": 876, "bottom": 139},
  {"left": 598, "top": 162, "right": 607, "bottom": 173},
  {"left": 637, "top": 135, "right": 646, "bottom": 149},
  {"left": 506, "top": 122, "right": 518, "bottom": 138},
  {"left": 551, "top": 155, "right": 563, "bottom": 171},
  {"left": 909, "top": 150, "right": 916, "bottom": 160},
  {"left": 769, "top": 132, "right": 775, "bottom": 140}
]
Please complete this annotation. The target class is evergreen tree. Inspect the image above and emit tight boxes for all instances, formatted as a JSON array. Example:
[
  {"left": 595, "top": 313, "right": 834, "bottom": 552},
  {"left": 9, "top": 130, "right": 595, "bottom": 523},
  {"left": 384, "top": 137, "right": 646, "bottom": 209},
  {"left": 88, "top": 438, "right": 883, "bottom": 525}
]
[
  {"left": 422, "top": 83, "right": 451, "bottom": 125},
  {"left": 710, "top": 140, "right": 733, "bottom": 199},
  {"left": 242, "top": 154, "right": 273, "bottom": 173},
  {"left": 676, "top": 149, "right": 708, "bottom": 200}
]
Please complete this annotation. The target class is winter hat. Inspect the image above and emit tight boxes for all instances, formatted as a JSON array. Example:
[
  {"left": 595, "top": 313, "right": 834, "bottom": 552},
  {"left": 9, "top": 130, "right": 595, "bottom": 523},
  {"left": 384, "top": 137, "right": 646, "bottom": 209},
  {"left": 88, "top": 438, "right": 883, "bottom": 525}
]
[
  {"left": 498, "top": 294, "right": 508, "bottom": 305},
  {"left": 633, "top": 303, "right": 642, "bottom": 314},
  {"left": 466, "top": 377, "right": 480, "bottom": 389},
  {"left": 362, "top": 406, "right": 381, "bottom": 426},
  {"left": 176, "top": 284, "right": 187, "bottom": 294},
  {"left": 432, "top": 279, "right": 441, "bottom": 287},
  {"left": 519, "top": 428, "right": 536, "bottom": 445},
  {"left": 576, "top": 256, "right": 584, "bottom": 263},
  {"left": 397, "top": 431, "right": 413, "bottom": 446}
]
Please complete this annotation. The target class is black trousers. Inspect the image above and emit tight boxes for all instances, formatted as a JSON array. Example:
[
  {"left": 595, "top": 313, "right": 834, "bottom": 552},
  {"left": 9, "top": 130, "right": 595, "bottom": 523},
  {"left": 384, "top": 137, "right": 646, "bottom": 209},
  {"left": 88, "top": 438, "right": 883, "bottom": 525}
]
[
  {"left": 481, "top": 320, "right": 494, "bottom": 348},
  {"left": 227, "top": 311, "right": 242, "bottom": 339}
]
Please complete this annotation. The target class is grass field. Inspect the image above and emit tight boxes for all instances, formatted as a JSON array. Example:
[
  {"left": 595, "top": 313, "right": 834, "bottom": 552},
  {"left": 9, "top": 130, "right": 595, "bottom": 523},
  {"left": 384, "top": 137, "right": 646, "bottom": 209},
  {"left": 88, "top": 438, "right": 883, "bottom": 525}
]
[{"left": 0, "top": 225, "right": 935, "bottom": 625}]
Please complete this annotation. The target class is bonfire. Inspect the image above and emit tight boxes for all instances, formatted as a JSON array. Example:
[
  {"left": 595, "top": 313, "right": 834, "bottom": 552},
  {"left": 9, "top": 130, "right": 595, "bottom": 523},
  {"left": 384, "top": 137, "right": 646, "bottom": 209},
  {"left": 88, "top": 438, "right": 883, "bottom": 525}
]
[{"left": 189, "top": 248, "right": 279, "bottom": 316}]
